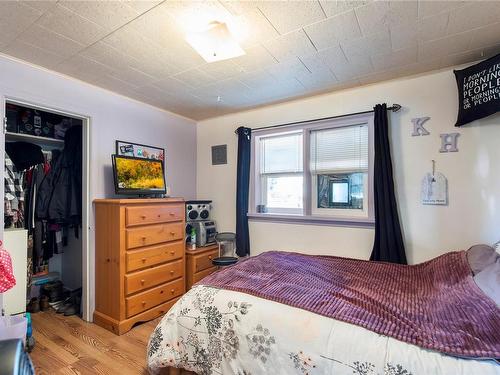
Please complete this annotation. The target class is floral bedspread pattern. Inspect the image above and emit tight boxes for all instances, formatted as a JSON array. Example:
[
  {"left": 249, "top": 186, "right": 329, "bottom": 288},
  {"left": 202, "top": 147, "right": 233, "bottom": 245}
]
[{"left": 147, "top": 286, "right": 500, "bottom": 375}]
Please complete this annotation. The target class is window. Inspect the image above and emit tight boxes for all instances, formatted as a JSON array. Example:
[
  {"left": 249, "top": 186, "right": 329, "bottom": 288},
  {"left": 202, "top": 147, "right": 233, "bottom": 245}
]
[
  {"left": 251, "top": 113, "right": 374, "bottom": 225},
  {"left": 259, "top": 132, "right": 303, "bottom": 214}
]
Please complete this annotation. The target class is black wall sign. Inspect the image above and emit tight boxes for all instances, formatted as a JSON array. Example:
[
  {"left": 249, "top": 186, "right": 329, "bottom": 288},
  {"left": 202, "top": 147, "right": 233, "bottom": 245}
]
[{"left": 454, "top": 53, "right": 500, "bottom": 127}]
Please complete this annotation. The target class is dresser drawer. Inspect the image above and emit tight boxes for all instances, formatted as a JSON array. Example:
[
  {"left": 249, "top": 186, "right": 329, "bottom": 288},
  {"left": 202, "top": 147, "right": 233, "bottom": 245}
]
[
  {"left": 126, "top": 222, "right": 184, "bottom": 249},
  {"left": 125, "top": 259, "right": 183, "bottom": 295},
  {"left": 126, "top": 278, "right": 184, "bottom": 318},
  {"left": 194, "top": 266, "right": 217, "bottom": 284},
  {"left": 126, "top": 204, "right": 184, "bottom": 227},
  {"left": 194, "top": 249, "right": 219, "bottom": 273},
  {"left": 126, "top": 241, "right": 184, "bottom": 272}
]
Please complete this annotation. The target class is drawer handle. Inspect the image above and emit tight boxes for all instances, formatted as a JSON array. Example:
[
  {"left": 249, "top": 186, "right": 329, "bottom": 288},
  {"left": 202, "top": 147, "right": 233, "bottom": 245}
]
[
  {"left": 169, "top": 212, "right": 175, "bottom": 216},
  {"left": 141, "top": 215, "right": 146, "bottom": 219},
  {"left": 170, "top": 251, "right": 175, "bottom": 255},
  {"left": 171, "top": 289, "right": 175, "bottom": 294},
  {"left": 142, "top": 301, "right": 146, "bottom": 306},
  {"left": 170, "top": 270, "right": 174, "bottom": 275},
  {"left": 141, "top": 258, "right": 147, "bottom": 263},
  {"left": 208, "top": 256, "right": 212, "bottom": 260},
  {"left": 141, "top": 236, "right": 147, "bottom": 242},
  {"left": 157, "top": 214, "right": 161, "bottom": 218},
  {"left": 160, "top": 290, "right": 164, "bottom": 294},
  {"left": 140, "top": 279, "right": 145, "bottom": 284},
  {"left": 170, "top": 231, "right": 176, "bottom": 236}
]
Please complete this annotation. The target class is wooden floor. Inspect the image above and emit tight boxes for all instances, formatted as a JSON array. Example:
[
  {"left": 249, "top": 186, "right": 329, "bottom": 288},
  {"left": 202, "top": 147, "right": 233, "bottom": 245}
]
[{"left": 30, "top": 310, "right": 159, "bottom": 375}]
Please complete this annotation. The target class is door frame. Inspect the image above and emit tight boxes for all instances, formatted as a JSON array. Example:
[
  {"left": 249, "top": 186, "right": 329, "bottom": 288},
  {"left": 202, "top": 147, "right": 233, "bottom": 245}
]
[{"left": 1, "top": 96, "right": 91, "bottom": 321}]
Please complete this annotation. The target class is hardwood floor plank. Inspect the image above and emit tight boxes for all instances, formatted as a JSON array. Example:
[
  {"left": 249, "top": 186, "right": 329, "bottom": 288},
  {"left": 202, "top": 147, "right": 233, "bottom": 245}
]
[{"left": 31, "top": 310, "right": 158, "bottom": 375}]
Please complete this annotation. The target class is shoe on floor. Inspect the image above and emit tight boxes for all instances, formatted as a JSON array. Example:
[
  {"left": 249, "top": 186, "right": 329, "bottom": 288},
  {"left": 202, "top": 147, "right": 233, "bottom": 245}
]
[
  {"left": 39, "top": 295, "right": 50, "bottom": 311},
  {"left": 56, "top": 297, "right": 73, "bottom": 314},
  {"left": 63, "top": 303, "right": 80, "bottom": 316},
  {"left": 27, "top": 297, "right": 40, "bottom": 313}
]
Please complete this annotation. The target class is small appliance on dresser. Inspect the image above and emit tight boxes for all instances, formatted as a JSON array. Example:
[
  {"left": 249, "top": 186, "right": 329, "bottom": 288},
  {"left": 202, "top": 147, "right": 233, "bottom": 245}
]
[{"left": 185, "top": 200, "right": 217, "bottom": 247}]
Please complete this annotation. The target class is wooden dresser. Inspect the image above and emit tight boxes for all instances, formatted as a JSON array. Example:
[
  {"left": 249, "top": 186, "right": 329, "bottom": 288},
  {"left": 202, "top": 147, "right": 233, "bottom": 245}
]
[
  {"left": 186, "top": 243, "right": 219, "bottom": 290},
  {"left": 93, "top": 198, "right": 185, "bottom": 335}
]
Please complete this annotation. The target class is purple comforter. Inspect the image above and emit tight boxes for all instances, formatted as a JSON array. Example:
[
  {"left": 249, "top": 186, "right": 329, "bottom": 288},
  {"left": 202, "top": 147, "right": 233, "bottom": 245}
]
[{"left": 198, "top": 251, "right": 500, "bottom": 359}]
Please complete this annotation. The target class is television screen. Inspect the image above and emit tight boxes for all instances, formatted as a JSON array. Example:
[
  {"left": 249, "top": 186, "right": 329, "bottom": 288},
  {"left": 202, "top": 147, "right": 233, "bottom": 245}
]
[{"left": 112, "top": 155, "right": 166, "bottom": 195}]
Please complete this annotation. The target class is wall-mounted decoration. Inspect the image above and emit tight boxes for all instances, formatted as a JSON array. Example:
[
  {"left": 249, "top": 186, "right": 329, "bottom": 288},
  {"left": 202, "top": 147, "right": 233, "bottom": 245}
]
[
  {"left": 439, "top": 133, "right": 460, "bottom": 153},
  {"left": 211, "top": 144, "right": 227, "bottom": 165},
  {"left": 454, "top": 53, "right": 500, "bottom": 127},
  {"left": 115, "top": 140, "right": 164, "bottom": 161},
  {"left": 421, "top": 160, "right": 448, "bottom": 205},
  {"left": 411, "top": 116, "right": 430, "bottom": 136}
]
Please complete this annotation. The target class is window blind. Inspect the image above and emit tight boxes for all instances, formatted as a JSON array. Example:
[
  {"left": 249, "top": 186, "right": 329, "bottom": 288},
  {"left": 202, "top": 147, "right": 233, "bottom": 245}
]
[
  {"left": 310, "top": 124, "right": 368, "bottom": 173},
  {"left": 260, "top": 133, "right": 303, "bottom": 174}
]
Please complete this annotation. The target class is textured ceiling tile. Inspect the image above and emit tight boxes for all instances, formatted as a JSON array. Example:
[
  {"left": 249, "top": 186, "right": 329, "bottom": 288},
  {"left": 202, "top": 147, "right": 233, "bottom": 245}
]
[
  {"left": 304, "top": 10, "right": 362, "bottom": 51},
  {"left": 355, "top": 1, "right": 418, "bottom": 35},
  {"left": 440, "top": 49, "right": 486, "bottom": 69},
  {"left": 80, "top": 41, "right": 133, "bottom": 71},
  {"left": 237, "top": 8, "right": 280, "bottom": 48},
  {"left": 3, "top": 40, "right": 64, "bottom": 69},
  {"left": 152, "top": 76, "right": 195, "bottom": 94},
  {"left": 56, "top": 54, "right": 114, "bottom": 77},
  {"left": 295, "top": 69, "right": 337, "bottom": 91},
  {"left": 122, "top": 0, "right": 162, "bottom": 14},
  {"left": 219, "top": 0, "right": 260, "bottom": 16},
  {"left": 371, "top": 48, "right": 417, "bottom": 71},
  {"left": 390, "top": 11, "right": 449, "bottom": 50},
  {"left": 257, "top": 1, "right": 325, "bottom": 34},
  {"left": 173, "top": 68, "right": 216, "bottom": 88},
  {"left": 447, "top": 2, "right": 500, "bottom": 35},
  {"left": 78, "top": 70, "right": 139, "bottom": 93},
  {"left": 341, "top": 30, "right": 392, "bottom": 61},
  {"left": 471, "top": 22, "right": 500, "bottom": 49},
  {"left": 319, "top": 0, "right": 371, "bottom": 18},
  {"left": 245, "top": 78, "right": 305, "bottom": 102},
  {"left": 109, "top": 65, "right": 157, "bottom": 87},
  {"left": 263, "top": 30, "right": 317, "bottom": 63},
  {"left": 232, "top": 45, "right": 277, "bottom": 72},
  {"left": 21, "top": 0, "right": 58, "bottom": 13},
  {"left": 37, "top": 4, "right": 108, "bottom": 45},
  {"left": 417, "top": 0, "right": 466, "bottom": 19},
  {"left": 0, "top": 1, "right": 43, "bottom": 49},
  {"left": 17, "top": 24, "right": 85, "bottom": 59},
  {"left": 59, "top": 0, "right": 139, "bottom": 31},
  {"left": 418, "top": 31, "right": 474, "bottom": 61},
  {"left": 238, "top": 69, "right": 277, "bottom": 89},
  {"left": 198, "top": 59, "right": 246, "bottom": 81},
  {"left": 317, "top": 45, "right": 349, "bottom": 68},
  {"left": 330, "top": 59, "right": 373, "bottom": 81},
  {"left": 265, "top": 57, "right": 310, "bottom": 81}
]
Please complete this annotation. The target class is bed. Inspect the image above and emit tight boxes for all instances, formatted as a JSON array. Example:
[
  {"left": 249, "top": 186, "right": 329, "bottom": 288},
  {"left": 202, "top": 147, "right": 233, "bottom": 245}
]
[{"left": 147, "top": 251, "right": 500, "bottom": 375}]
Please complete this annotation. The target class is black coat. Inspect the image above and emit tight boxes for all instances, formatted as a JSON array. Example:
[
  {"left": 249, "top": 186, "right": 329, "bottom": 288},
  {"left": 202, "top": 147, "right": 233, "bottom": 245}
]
[{"left": 36, "top": 125, "right": 82, "bottom": 226}]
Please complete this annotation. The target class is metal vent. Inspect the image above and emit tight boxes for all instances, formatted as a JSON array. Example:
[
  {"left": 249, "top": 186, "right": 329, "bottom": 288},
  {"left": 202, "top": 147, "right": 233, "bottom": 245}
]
[{"left": 211, "top": 144, "right": 227, "bottom": 165}]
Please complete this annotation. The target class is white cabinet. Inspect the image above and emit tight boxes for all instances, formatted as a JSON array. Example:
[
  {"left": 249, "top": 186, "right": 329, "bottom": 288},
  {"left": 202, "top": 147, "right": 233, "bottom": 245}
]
[{"left": 1, "top": 229, "right": 27, "bottom": 315}]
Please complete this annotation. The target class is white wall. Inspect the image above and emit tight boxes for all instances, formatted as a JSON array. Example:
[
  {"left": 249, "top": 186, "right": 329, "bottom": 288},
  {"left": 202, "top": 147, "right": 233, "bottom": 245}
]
[
  {"left": 197, "top": 67, "right": 500, "bottom": 264},
  {"left": 0, "top": 54, "right": 197, "bottom": 317}
]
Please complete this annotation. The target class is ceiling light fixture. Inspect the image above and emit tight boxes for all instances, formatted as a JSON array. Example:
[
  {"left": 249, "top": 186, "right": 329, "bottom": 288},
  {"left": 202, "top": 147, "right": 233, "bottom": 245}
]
[{"left": 185, "top": 21, "right": 245, "bottom": 63}]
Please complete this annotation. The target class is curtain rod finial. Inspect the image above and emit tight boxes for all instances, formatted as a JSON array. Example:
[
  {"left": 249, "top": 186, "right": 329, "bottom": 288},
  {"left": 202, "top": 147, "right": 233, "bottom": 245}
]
[{"left": 391, "top": 104, "right": 402, "bottom": 112}]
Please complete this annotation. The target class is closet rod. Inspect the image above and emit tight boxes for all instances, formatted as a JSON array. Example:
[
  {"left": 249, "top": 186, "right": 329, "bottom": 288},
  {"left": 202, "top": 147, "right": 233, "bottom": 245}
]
[{"left": 234, "top": 103, "right": 402, "bottom": 134}]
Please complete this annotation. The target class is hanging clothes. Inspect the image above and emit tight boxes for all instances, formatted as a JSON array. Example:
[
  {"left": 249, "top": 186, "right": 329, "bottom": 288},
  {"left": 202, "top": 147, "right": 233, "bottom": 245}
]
[
  {"left": 4, "top": 155, "right": 25, "bottom": 228},
  {"left": 36, "top": 125, "right": 82, "bottom": 230}
]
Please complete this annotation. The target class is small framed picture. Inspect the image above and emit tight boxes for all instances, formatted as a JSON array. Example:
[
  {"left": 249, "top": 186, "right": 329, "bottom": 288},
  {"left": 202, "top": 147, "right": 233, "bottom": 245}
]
[{"left": 115, "top": 140, "right": 164, "bottom": 162}]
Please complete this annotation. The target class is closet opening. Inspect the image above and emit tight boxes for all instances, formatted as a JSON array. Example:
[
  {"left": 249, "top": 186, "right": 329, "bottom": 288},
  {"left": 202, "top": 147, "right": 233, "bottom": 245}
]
[{"left": 2, "top": 98, "right": 90, "bottom": 321}]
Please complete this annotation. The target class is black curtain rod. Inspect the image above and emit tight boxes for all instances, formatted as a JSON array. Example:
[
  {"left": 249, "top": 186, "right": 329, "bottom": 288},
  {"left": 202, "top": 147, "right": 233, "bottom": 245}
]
[{"left": 235, "top": 103, "right": 402, "bottom": 134}]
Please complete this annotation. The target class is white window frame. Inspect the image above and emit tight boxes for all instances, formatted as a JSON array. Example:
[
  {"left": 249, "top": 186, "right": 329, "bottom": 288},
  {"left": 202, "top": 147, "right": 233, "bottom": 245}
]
[{"left": 249, "top": 112, "right": 375, "bottom": 227}]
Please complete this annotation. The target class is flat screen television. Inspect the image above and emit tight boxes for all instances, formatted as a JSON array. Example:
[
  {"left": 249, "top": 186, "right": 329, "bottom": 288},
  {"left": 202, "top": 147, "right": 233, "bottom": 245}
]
[{"left": 112, "top": 155, "right": 166, "bottom": 195}]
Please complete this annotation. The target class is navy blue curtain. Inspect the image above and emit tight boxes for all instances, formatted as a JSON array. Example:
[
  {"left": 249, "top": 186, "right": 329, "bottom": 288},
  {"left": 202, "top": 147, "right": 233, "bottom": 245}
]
[
  {"left": 370, "top": 104, "right": 407, "bottom": 264},
  {"left": 235, "top": 126, "right": 251, "bottom": 257}
]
